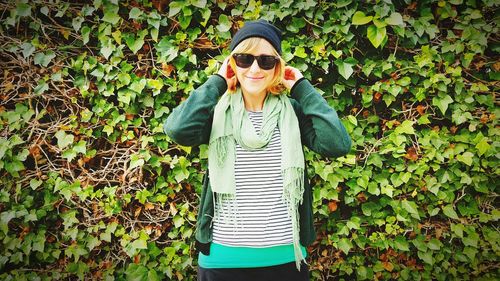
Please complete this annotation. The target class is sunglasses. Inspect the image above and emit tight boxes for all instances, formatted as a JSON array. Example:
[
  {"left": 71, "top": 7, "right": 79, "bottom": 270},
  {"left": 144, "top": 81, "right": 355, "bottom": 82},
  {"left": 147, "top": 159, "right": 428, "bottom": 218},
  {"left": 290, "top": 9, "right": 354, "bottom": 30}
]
[{"left": 232, "top": 53, "right": 279, "bottom": 70}]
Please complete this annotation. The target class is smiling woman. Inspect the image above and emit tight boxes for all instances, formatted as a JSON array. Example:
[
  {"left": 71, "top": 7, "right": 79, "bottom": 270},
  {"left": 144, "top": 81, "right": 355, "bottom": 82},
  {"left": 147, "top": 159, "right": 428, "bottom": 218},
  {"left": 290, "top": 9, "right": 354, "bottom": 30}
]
[{"left": 164, "top": 20, "right": 352, "bottom": 281}]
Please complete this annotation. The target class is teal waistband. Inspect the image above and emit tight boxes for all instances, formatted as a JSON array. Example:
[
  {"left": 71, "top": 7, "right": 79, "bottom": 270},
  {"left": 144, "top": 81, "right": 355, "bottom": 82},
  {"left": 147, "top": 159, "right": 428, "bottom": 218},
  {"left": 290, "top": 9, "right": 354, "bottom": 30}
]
[{"left": 198, "top": 242, "right": 307, "bottom": 268}]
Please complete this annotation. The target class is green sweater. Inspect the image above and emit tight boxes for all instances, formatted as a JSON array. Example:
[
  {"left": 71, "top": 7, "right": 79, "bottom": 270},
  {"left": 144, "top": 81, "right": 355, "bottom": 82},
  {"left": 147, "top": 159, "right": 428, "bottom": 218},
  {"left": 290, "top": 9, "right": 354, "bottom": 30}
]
[{"left": 164, "top": 75, "right": 351, "bottom": 254}]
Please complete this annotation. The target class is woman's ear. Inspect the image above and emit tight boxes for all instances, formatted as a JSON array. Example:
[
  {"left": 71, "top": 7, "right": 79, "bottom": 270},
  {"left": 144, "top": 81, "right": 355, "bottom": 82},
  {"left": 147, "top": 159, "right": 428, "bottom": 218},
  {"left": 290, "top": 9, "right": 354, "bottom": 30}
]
[{"left": 227, "top": 64, "right": 235, "bottom": 78}]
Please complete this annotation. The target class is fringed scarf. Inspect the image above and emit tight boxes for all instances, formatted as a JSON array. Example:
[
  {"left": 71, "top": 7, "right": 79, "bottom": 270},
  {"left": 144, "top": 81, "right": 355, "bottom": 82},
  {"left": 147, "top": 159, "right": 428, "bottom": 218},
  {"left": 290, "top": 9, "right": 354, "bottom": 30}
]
[{"left": 208, "top": 88, "right": 306, "bottom": 271}]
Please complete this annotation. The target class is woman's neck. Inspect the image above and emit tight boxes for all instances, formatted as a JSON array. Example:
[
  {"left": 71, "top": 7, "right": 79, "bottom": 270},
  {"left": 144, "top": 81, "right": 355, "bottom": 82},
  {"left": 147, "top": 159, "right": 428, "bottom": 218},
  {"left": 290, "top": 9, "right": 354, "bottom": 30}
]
[{"left": 241, "top": 89, "right": 267, "bottom": 112}]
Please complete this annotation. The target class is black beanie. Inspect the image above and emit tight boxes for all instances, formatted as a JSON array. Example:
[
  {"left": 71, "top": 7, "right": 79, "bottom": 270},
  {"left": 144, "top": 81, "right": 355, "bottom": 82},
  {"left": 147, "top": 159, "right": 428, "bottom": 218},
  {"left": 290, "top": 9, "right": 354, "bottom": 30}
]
[{"left": 229, "top": 20, "right": 282, "bottom": 54}]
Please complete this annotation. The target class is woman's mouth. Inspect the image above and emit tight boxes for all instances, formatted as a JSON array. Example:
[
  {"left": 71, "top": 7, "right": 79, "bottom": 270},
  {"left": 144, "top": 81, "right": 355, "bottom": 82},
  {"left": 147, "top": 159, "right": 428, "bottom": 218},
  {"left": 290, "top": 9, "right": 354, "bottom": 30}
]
[{"left": 245, "top": 76, "right": 264, "bottom": 80}]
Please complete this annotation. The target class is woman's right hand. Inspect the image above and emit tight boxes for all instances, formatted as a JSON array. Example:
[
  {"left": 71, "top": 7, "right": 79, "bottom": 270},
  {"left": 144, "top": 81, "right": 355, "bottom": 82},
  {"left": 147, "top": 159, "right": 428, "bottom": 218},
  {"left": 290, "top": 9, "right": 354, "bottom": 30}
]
[{"left": 217, "top": 56, "right": 237, "bottom": 91}]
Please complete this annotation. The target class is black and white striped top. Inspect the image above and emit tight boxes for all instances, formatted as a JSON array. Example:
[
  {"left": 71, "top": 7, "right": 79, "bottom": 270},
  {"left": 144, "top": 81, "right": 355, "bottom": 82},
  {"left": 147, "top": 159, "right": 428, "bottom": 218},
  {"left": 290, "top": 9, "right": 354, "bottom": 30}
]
[{"left": 212, "top": 111, "right": 294, "bottom": 247}]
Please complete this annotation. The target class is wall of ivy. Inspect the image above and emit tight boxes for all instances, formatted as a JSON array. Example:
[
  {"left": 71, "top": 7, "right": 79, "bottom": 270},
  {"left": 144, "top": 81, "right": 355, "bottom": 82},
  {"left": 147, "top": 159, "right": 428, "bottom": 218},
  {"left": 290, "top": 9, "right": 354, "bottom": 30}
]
[{"left": 0, "top": 0, "right": 498, "bottom": 280}]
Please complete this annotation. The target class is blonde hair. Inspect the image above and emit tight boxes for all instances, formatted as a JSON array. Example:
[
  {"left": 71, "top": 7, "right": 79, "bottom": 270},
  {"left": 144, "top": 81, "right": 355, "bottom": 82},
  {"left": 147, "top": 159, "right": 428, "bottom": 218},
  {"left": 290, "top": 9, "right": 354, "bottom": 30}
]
[{"left": 228, "top": 37, "right": 286, "bottom": 95}]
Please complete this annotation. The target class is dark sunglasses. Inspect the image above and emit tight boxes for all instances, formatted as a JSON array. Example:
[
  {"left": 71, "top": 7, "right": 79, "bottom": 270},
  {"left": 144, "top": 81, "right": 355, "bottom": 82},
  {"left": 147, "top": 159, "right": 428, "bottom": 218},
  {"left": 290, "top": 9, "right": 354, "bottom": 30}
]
[{"left": 232, "top": 53, "right": 279, "bottom": 70}]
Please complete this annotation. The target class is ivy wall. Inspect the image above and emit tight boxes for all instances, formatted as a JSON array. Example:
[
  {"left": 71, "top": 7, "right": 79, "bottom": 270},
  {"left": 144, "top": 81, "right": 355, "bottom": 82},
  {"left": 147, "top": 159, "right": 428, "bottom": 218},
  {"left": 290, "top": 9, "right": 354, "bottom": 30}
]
[{"left": 0, "top": 0, "right": 498, "bottom": 280}]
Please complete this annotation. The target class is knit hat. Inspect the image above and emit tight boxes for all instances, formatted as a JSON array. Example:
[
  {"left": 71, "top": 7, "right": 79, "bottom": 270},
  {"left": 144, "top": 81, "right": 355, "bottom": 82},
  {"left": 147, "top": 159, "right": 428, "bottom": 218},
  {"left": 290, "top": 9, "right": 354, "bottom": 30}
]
[{"left": 229, "top": 20, "right": 282, "bottom": 54}]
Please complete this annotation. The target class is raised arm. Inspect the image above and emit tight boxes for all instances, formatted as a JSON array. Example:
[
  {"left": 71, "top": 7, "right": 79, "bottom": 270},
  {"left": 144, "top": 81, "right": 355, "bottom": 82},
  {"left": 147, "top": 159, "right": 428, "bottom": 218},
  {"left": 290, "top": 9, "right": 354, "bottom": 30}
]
[
  {"left": 290, "top": 78, "right": 352, "bottom": 158},
  {"left": 163, "top": 75, "right": 227, "bottom": 146}
]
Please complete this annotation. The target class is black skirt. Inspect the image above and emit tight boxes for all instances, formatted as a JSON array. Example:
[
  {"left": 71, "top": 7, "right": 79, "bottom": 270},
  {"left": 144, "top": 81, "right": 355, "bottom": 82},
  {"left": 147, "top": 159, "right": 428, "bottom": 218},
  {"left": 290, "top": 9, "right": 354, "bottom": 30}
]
[{"left": 197, "top": 261, "right": 310, "bottom": 281}]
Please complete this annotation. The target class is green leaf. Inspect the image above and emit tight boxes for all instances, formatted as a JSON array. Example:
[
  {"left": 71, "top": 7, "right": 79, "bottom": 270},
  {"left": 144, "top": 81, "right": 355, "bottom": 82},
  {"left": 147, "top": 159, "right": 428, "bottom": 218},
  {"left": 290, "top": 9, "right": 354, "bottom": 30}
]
[
  {"left": 475, "top": 138, "right": 490, "bottom": 156},
  {"left": 427, "top": 238, "right": 443, "bottom": 250},
  {"left": 30, "top": 178, "right": 43, "bottom": 190},
  {"left": 432, "top": 94, "right": 454, "bottom": 115},
  {"left": 217, "top": 14, "right": 231, "bottom": 33},
  {"left": 169, "top": 1, "right": 183, "bottom": 17},
  {"left": 442, "top": 204, "right": 459, "bottom": 219},
  {"left": 129, "top": 154, "right": 145, "bottom": 170},
  {"left": 384, "top": 13, "right": 404, "bottom": 26},
  {"left": 21, "top": 42, "right": 35, "bottom": 58},
  {"left": 16, "top": 3, "right": 31, "bottom": 17},
  {"left": 125, "top": 264, "right": 148, "bottom": 281},
  {"left": 394, "top": 120, "right": 415, "bottom": 135},
  {"left": 125, "top": 30, "right": 147, "bottom": 54},
  {"left": 402, "top": 200, "right": 420, "bottom": 219},
  {"left": 367, "top": 25, "right": 386, "bottom": 48},
  {"left": 192, "top": 0, "right": 207, "bottom": 8},
  {"left": 394, "top": 236, "right": 410, "bottom": 251},
  {"left": 129, "top": 7, "right": 143, "bottom": 19},
  {"left": 172, "top": 215, "right": 185, "bottom": 228},
  {"left": 102, "top": 11, "right": 120, "bottom": 25},
  {"left": 81, "top": 26, "right": 91, "bottom": 45},
  {"left": 338, "top": 238, "right": 352, "bottom": 254},
  {"left": 294, "top": 46, "right": 307, "bottom": 58},
  {"left": 55, "top": 130, "right": 75, "bottom": 150},
  {"left": 72, "top": 16, "right": 84, "bottom": 32},
  {"left": 456, "top": 151, "right": 473, "bottom": 166},
  {"left": 352, "top": 11, "right": 373, "bottom": 25},
  {"left": 417, "top": 250, "right": 434, "bottom": 265},
  {"left": 34, "top": 51, "right": 56, "bottom": 67},
  {"left": 34, "top": 80, "right": 49, "bottom": 95},
  {"left": 334, "top": 59, "right": 356, "bottom": 80}
]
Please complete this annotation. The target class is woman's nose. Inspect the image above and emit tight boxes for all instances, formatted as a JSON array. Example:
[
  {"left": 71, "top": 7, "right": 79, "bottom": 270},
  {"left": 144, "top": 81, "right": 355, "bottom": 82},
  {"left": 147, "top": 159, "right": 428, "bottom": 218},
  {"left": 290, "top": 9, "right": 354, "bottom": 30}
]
[{"left": 249, "top": 58, "right": 260, "bottom": 72}]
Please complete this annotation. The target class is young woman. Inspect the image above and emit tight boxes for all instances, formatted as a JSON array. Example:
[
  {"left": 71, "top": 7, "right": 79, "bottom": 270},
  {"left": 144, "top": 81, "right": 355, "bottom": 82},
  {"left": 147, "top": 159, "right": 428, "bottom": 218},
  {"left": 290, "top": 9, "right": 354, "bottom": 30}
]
[{"left": 164, "top": 20, "right": 351, "bottom": 281}]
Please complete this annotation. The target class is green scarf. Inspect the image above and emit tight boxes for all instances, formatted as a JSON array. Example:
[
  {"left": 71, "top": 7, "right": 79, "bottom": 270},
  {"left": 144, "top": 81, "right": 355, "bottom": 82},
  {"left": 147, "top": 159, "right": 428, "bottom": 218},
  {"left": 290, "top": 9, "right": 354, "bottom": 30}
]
[{"left": 208, "top": 88, "right": 306, "bottom": 270}]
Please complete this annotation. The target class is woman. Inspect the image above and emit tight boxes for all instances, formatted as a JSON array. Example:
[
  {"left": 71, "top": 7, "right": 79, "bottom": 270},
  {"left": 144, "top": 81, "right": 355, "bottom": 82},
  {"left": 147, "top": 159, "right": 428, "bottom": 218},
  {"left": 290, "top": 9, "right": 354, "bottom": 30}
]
[{"left": 164, "top": 20, "right": 351, "bottom": 281}]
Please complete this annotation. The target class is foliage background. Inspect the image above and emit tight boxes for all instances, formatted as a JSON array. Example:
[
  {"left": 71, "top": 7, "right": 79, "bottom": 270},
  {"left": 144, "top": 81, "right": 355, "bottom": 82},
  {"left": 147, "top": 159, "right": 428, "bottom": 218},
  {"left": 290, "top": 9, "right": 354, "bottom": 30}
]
[{"left": 0, "top": 0, "right": 498, "bottom": 280}]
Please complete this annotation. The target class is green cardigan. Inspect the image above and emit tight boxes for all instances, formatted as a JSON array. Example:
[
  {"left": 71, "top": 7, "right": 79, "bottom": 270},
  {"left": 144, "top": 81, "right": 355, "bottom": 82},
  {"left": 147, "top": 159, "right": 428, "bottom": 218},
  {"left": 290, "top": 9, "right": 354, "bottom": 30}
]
[{"left": 164, "top": 75, "right": 351, "bottom": 254}]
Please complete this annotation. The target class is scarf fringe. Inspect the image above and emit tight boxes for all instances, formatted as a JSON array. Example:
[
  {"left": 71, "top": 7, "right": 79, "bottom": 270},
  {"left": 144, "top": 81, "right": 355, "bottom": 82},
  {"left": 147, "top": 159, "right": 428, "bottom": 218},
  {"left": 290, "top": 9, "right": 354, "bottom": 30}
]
[
  {"left": 282, "top": 167, "right": 306, "bottom": 271},
  {"left": 214, "top": 193, "right": 240, "bottom": 232},
  {"left": 210, "top": 135, "right": 232, "bottom": 167}
]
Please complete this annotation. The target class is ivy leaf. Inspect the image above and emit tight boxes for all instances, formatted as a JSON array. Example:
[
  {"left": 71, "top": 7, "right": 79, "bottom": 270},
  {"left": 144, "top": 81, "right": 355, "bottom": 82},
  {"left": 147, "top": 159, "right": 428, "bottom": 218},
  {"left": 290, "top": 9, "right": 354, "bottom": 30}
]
[
  {"left": 192, "top": 0, "right": 207, "bottom": 8},
  {"left": 367, "top": 25, "right": 386, "bottom": 48},
  {"left": 16, "top": 3, "right": 32, "bottom": 17},
  {"left": 125, "top": 264, "right": 148, "bottom": 281},
  {"left": 81, "top": 26, "right": 91, "bottom": 45},
  {"left": 30, "top": 179, "right": 43, "bottom": 190},
  {"left": 394, "top": 120, "right": 415, "bottom": 135},
  {"left": 352, "top": 11, "right": 373, "bottom": 25},
  {"left": 129, "top": 154, "right": 145, "bottom": 170},
  {"left": 129, "top": 7, "right": 143, "bottom": 19},
  {"left": 457, "top": 151, "right": 474, "bottom": 166},
  {"left": 394, "top": 236, "right": 410, "bottom": 251},
  {"left": 442, "top": 204, "right": 459, "bottom": 219},
  {"left": 40, "top": 6, "right": 49, "bottom": 16},
  {"left": 34, "top": 51, "right": 56, "bottom": 67},
  {"left": 384, "top": 13, "right": 404, "bottom": 26},
  {"left": 34, "top": 80, "right": 49, "bottom": 95},
  {"left": 72, "top": 16, "right": 84, "bottom": 32},
  {"left": 55, "top": 130, "right": 74, "bottom": 150},
  {"left": 338, "top": 238, "right": 352, "bottom": 254},
  {"left": 124, "top": 30, "right": 148, "bottom": 54},
  {"left": 334, "top": 59, "right": 355, "bottom": 80},
  {"left": 432, "top": 94, "right": 454, "bottom": 115},
  {"left": 168, "top": 1, "right": 183, "bottom": 17},
  {"left": 100, "top": 38, "right": 115, "bottom": 60},
  {"left": 475, "top": 138, "right": 490, "bottom": 156},
  {"left": 402, "top": 200, "right": 420, "bottom": 219},
  {"left": 21, "top": 42, "right": 35, "bottom": 58},
  {"left": 294, "top": 46, "right": 307, "bottom": 58},
  {"left": 216, "top": 14, "right": 231, "bottom": 33},
  {"left": 102, "top": 11, "right": 120, "bottom": 25},
  {"left": 417, "top": 250, "right": 434, "bottom": 265}
]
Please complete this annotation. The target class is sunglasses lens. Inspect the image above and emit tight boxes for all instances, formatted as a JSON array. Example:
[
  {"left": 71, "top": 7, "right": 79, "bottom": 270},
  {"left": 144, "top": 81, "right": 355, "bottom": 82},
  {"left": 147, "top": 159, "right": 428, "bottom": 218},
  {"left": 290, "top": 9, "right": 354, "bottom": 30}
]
[
  {"left": 234, "top": 54, "right": 254, "bottom": 68},
  {"left": 257, "top": 56, "right": 277, "bottom": 70}
]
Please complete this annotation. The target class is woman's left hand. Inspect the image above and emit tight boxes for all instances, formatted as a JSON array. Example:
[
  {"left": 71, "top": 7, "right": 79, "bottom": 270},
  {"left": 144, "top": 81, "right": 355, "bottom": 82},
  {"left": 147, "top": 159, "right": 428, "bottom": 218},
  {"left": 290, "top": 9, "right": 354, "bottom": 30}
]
[{"left": 282, "top": 66, "right": 304, "bottom": 90}]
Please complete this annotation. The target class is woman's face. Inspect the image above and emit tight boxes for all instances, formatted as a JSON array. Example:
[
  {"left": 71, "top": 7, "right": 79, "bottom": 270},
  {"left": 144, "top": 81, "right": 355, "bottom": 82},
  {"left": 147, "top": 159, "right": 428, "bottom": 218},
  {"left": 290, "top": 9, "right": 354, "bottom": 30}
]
[{"left": 234, "top": 39, "right": 276, "bottom": 98}]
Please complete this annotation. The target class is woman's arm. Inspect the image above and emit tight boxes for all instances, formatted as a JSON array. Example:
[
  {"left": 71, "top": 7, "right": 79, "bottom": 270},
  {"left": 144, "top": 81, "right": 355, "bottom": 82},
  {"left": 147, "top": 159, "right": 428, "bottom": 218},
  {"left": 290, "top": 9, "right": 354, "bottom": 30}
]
[
  {"left": 163, "top": 75, "right": 227, "bottom": 146},
  {"left": 290, "top": 78, "right": 352, "bottom": 158}
]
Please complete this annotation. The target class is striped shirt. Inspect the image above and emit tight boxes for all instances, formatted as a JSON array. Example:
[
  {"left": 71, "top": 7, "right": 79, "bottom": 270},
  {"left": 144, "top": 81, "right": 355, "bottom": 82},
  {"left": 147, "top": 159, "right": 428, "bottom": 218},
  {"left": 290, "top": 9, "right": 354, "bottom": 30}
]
[{"left": 212, "top": 111, "right": 294, "bottom": 247}]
